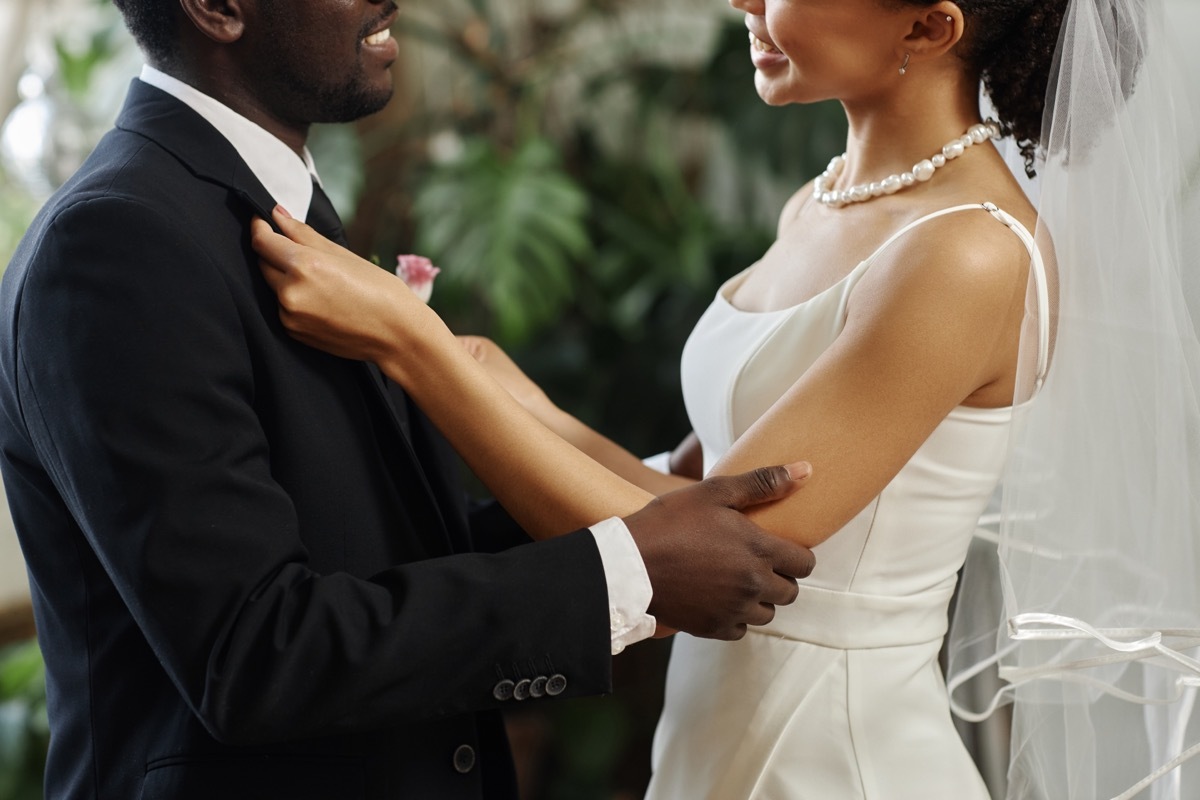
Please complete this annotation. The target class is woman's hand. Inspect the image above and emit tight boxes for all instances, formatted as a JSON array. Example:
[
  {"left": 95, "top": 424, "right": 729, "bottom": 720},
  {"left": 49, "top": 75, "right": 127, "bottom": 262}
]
[
  {"left": 458, "top": 336, "right": 555, "bottom": 416},
  {"left": 251, "top": 207, "right": 442, "bottom": 379}
]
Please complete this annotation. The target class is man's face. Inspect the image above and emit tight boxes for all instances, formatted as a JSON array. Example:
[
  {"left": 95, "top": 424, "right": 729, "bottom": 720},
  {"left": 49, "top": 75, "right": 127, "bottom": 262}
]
[{"left": 247, "top": 0, "right": 400, "bottom": 125}]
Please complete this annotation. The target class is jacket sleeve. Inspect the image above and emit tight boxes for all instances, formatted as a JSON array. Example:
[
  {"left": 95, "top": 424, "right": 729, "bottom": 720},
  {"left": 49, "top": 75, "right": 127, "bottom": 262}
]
[
  {"left": 468, "top": 498, "right": 536, "bottom": 554},
  {"left": 11, "top": 195, "right": 612, "bottom": 745}
]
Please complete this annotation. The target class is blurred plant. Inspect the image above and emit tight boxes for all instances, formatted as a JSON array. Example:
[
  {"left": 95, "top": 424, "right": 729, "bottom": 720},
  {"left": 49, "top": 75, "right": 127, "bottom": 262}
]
[
  {"left": 0, "top": 179, "right": 40, "bottom": 269},
  {"left": 1, "top": 0, "right": 137, "bottom": 268},
  {"left": 416, "top": 137, "right": 591, "bottom": 341},
  {"left": 0, "top": 641, "right": 48, "bottom": 800},
  {"left": 54, "top": 26, "right": 122, "bottom": 101},
  {"left": 366, "top": 1, "right": 844, "bottom": 454}
]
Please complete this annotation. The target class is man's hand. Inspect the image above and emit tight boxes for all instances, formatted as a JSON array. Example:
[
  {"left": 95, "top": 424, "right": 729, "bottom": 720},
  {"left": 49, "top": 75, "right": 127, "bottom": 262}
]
[{"left": 623, "top": 463, "right": 815, "bottom": 641}]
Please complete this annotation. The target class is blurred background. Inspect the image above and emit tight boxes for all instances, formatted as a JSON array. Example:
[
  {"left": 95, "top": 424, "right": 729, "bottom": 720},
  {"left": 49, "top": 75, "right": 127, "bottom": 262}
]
[{"left": 0, "top": 0, "right": 845, "bottom": 796}]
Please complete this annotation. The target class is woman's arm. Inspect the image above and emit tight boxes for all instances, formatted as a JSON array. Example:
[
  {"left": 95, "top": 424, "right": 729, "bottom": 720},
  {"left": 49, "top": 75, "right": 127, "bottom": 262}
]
[
  {"left": 669, "top": 432, "right": 704, "bottom": 480},
  {"left": 704, "top": 214, "right": 1031, "bottom": 546},
  {"left": 457, "top": 336, "right": 694, "bottom": 496},
  {"left": 251, "top": 212, "right": 681, "bottom": 538}
]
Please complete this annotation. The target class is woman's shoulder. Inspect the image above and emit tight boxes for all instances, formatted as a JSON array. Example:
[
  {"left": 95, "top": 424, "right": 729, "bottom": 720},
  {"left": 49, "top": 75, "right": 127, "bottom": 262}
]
[
  {"left": 851, "top": 195, "right": 1035, "bottom": 323},
  {"left": 777, "top": 180, "right": 818, "bottom": 238}
]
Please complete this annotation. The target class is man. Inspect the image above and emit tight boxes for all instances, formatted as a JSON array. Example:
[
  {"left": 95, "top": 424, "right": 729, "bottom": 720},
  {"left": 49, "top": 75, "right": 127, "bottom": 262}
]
[{"left": 0, "top": 0, "right": 815, "bottom": 797}]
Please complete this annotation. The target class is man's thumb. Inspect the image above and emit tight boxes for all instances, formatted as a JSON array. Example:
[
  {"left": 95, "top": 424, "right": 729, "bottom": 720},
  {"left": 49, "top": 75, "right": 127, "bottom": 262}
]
[{"left": 719, "top": 462, "right": 812, "bottom": 509}]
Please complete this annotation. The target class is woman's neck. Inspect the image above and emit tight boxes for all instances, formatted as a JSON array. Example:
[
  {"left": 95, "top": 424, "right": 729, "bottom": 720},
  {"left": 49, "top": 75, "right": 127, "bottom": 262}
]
[{"left": 837, "top": 77, "right": 983, "bottom": 189}]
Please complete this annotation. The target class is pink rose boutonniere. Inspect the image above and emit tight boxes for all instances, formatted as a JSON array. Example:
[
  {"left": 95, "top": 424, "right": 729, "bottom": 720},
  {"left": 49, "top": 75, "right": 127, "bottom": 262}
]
[{"left": 395, "top": 255, "right": 441, "bottom": 303}]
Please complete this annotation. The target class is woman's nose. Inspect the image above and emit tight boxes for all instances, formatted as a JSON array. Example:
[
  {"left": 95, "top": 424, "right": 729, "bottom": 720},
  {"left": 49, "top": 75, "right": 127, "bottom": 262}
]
[{"left": 728, "top": 0, "right": 765, "bottom": 14}]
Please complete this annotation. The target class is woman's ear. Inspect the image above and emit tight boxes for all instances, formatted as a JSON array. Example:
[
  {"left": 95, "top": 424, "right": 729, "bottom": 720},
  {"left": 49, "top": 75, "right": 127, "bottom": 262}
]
[
  {"left": 901, "top": 2, "right": 965, "bottom": 62},
  {"left": 177, "top": 0, "right": 248, "bottom": 44}
]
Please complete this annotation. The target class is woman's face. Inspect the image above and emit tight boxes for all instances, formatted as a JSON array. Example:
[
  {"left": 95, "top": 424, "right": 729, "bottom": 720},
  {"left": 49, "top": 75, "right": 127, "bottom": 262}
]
[{"left": 729, "top": 0, "right": 913, "bottom": 107}]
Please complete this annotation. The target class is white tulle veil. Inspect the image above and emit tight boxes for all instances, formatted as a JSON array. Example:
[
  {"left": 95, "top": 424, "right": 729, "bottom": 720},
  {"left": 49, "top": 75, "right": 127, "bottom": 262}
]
[{"left": 946, "top": 0, "right": 1200, "bottom": 798}]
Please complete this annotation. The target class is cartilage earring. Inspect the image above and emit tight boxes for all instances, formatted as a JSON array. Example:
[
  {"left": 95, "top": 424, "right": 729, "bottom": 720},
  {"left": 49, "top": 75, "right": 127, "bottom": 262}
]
[{"left": 899, "top": 53, "right": 911, "bottom": 76}]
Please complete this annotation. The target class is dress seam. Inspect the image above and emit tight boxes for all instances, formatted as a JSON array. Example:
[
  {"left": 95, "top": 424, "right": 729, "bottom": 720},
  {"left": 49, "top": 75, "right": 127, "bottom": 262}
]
[
  {"left": 845, "top": 653, "right": 870, "bottom": 798},
  {"left": 846, "top": 494, "right": 882, "bottom": 592}
]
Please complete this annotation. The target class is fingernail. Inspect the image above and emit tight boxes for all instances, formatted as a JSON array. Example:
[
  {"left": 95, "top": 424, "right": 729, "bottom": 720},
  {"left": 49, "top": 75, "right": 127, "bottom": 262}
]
[
  {"left": 785, "top": 462, "right": 812, "bottom": 481},
  {"left": 275, "top": 204, "right": 293, "bottom": 219}
]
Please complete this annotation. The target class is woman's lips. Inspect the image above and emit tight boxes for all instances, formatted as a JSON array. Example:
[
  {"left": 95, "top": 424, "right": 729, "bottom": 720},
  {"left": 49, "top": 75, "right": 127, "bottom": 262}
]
[{"left": 748, "top": 31, "right": 788, "bottom": 69}]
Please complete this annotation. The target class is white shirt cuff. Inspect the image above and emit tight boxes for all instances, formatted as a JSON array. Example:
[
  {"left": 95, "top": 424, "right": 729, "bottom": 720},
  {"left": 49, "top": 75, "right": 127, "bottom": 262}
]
[{"left": 589, "top": 516, "right": 656, "bottom": 655}]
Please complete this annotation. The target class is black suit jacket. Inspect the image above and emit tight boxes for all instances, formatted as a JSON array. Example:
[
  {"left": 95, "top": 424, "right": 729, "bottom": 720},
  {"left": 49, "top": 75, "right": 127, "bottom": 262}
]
[{"left": 0, "top": 80, "right": 612, "bottom": 800}]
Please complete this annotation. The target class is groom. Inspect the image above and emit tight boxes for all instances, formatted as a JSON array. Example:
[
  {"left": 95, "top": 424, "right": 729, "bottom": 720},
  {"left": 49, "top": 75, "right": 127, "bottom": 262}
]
[{"left": 0, "top": 0, "right": 816, "bottom": 798}]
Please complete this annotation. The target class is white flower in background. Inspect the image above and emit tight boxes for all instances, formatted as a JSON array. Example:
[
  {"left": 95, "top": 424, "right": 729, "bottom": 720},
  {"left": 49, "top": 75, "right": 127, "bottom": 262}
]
[
  {"left": 427, "top": 130, "right": 465, "bottom": 165},
  {"left": 395, "top": 255, "right": 441, "bottom": 303}
]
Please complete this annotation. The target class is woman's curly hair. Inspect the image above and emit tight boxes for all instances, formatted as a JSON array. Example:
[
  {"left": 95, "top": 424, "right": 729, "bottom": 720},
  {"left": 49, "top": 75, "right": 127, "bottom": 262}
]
[{"left": 895, "top": 0, "right": 1071, "bottom": 176}]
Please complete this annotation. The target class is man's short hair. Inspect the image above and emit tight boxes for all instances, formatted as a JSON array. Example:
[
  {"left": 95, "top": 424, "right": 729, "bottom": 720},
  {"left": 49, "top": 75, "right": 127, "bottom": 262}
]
[{"left": 112, "top": 0, "right": 177, "bottom": 66}]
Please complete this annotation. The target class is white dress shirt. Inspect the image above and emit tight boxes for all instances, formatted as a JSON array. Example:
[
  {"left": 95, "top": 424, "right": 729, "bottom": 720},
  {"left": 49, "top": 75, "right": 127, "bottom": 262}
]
[{"left": 139, "top": 66, "right": 657, "bottom": 656}]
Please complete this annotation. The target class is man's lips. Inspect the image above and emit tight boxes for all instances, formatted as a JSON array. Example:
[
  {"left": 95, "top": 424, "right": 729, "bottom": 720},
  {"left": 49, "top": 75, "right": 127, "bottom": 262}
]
[
  {"left": 364, "top": 27, "right": 393, "bottom": 47},
  {"left": 362, "top": 5, "right": 399, "bottom": 46}
]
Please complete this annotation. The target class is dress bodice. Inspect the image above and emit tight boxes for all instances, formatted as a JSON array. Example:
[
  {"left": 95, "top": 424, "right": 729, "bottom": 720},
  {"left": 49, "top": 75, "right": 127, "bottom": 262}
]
[{"left": 679, "top": 203, "right": 1049, "bottom": 648}]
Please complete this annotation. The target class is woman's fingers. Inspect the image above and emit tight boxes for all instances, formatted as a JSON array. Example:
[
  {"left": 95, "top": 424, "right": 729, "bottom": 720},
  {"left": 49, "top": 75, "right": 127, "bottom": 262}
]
[
  {"left": 272, "top": 206, "right": 346, "bottom": 256},
  {"left": 250, "top": 216, "right": 307, "bottom": 275}
]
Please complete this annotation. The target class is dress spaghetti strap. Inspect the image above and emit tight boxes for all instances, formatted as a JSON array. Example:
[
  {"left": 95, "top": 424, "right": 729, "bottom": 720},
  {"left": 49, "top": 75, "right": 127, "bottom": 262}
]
[{"left": 860, "top": 203, "right": 1051, "bottom": 389}]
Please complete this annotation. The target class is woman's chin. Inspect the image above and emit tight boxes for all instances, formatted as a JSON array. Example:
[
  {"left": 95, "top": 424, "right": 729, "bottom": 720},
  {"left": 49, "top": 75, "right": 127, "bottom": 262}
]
[
  {"left": 753, "top": 76, "right": 827, "bottom": 109},
  {"left": 754, "top": 79, "right": 797, "bottom": 108}
]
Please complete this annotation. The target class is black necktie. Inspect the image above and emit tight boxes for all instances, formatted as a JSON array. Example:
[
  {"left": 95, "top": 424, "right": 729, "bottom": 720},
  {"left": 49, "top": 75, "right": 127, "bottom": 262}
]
[{"left": 307, "top": 180, "right": 348, "bottom": 247}]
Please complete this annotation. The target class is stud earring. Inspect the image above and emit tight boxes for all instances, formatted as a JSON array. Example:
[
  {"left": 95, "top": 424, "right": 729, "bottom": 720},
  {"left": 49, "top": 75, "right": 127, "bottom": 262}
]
[{"left": 899, "top": 53, "right": 911, "bottom": 76}]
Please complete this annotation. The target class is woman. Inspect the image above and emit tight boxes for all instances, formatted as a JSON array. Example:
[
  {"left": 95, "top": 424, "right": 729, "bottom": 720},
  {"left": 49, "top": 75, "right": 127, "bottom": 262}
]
[{"left": 253, "top": 0, "right": 1200, "bottom": 797}]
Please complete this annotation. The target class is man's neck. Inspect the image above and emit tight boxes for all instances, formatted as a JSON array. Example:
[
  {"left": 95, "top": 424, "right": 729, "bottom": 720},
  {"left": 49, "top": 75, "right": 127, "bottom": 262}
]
[{"left": 151, "top": 61, "right": 309, "bottom": 157}]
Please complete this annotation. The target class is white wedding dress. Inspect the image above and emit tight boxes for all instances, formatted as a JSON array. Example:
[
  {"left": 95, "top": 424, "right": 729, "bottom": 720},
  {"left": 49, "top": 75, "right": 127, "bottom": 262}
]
[{"left": 645, "top": 203, "right": 1050, "bottom": 800}]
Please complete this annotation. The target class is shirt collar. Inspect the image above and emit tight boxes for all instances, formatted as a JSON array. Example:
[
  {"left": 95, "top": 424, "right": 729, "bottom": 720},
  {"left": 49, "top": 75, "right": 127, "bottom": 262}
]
[{"left": 140, "top": 65, "right": 320, "bottom": 223}]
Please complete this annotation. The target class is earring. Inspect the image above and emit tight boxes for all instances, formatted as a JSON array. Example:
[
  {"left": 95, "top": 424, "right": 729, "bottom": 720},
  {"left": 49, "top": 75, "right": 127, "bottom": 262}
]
[{"left": 899, "top": 53, "right": 911, "bottom": 76}]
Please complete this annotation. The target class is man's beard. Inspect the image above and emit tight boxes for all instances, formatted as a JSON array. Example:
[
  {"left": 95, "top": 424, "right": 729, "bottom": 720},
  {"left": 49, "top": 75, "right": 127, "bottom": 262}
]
[{"left": 308, "top": 66, "right": 394, "bottom": 123}]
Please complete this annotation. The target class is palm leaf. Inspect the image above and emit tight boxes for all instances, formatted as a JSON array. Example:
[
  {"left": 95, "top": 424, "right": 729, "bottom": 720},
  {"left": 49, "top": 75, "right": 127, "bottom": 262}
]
[{"left": 415, "top": 138, "right": 592, "bottom": 343}]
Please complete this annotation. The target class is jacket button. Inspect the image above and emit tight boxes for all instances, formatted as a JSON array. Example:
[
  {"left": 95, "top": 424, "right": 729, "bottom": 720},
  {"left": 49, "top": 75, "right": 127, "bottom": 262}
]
[
  {"left": 453, "top": 744, "right": 476, "bottom": 774},
  {"left": 493, "top": 679, "right": 515, "bottom": 701},
  {"left": 545, "top": 673, "right": 568, "bottom": 696},
  {"left": 529, "top": 675, "right": 548, "bottom": 698},
  {"left": 513, "top": 678, "right": 532, "bottom": 701}
]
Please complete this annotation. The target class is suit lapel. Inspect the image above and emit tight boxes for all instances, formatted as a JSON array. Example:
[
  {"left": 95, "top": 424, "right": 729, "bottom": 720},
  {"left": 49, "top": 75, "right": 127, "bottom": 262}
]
[{"left": 115, "top": 80, "right": 457, "bottom": 551}]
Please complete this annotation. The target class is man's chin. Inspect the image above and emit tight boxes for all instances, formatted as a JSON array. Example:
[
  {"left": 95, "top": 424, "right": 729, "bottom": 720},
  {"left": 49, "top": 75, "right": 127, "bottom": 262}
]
[{"left": 316, "top": 84, "right": 395, "bottom": 124}]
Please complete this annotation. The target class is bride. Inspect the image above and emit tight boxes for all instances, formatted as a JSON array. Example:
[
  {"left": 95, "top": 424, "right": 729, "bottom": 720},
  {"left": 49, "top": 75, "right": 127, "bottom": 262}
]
[{"left": 253, "top": 0, "right": 1199, "bottom": 797}]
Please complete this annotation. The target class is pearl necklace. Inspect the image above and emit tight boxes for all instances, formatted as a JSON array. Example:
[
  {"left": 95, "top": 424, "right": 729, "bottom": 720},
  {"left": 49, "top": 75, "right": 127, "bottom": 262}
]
[{"left": 814, "top": 121, "right": 1001, "bottom": 208}]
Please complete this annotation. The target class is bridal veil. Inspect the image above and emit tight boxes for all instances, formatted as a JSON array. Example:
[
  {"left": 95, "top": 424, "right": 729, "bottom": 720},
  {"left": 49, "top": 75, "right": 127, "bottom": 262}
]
[{"left": 946, "top": 0, "right": 1200, "bottom": 797}]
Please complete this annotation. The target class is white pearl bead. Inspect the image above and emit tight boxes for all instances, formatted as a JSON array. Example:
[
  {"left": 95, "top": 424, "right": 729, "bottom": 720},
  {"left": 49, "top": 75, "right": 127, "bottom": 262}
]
[
  {"left": 900, "top": 172, "right": 916, "bottom": 186},
  {"left": 931, "top": 154, "right": 947, "bottom": 168},
  {"left": 869, "top": 182, "right": 884, "bottom": 196},
  {"left": 960, "top": 135, "right": 974, "bottom": 148},
  {"left": 943, "top": 141, "right": 965, "bottom": 160},
  {"left": 914, "top": 160, "right": 936, "bottom": 181},
  {"left": 821, "top": 192, "right": 835, "bottom": 205},
  {"left": 849, "top": 185, "right": 871, "bottom": 202},
  {"left": 882, "top": 175, "right": 903, "bottom": 194},
  {"left": 969, "top": 125, "right": 989, "bottom": 144}
]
